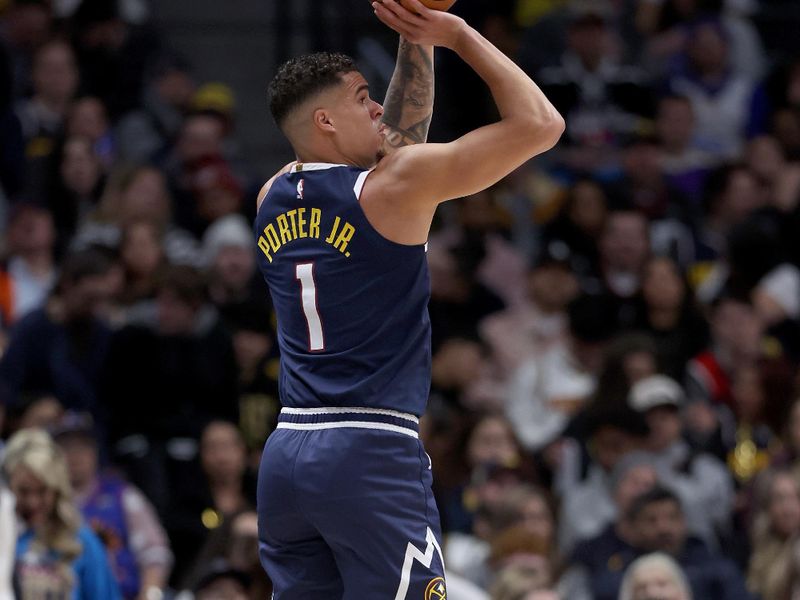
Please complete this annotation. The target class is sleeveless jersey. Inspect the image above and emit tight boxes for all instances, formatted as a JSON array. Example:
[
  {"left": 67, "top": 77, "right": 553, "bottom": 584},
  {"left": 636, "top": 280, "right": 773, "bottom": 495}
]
[{"left": 254, "top": 163, "right": 431, "bottom": 416}]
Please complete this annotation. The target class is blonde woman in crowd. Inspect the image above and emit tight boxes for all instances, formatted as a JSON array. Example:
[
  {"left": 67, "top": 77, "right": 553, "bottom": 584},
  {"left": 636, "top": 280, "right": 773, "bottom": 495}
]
[
  {"left": 2, "top": 429, "right": 120, "bottom": 599},
  {"left": 748, "top": 469, "right": 800, "bottom": 600},
  {"left": 618, "top": 553, "right": 692, "bottom": 600},
  {"left": 0, "top": 479, "right": 15, "bottom": 600}
]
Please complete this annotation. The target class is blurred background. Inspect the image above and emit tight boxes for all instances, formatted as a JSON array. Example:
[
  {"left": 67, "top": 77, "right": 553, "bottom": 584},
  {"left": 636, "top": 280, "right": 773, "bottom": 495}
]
[{"left": 2, "top": 0, "right": 800, "bottom": 599}]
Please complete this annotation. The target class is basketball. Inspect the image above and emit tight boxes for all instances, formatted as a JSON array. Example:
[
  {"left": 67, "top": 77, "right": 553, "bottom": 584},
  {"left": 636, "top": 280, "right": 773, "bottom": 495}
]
[{"left": 398, "top": 0, "right": 457, "bottom": 12}]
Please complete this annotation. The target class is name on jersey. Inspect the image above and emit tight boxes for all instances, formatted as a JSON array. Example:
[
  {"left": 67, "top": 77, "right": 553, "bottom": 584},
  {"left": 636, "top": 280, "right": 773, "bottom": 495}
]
[{"left": 257, "top": 207, "right": 355, "bottom": 263}]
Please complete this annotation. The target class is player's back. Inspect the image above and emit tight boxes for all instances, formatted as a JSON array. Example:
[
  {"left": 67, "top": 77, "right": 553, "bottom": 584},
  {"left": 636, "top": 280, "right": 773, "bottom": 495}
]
[{"left": 254, "top": 163, "right": 431, "bottom": 416}]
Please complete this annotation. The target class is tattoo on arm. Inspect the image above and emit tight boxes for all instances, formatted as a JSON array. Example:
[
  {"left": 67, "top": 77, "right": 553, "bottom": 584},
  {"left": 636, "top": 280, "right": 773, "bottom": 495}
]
[{"left": 380, "top": 39, "right": 434, "bottom": 154}]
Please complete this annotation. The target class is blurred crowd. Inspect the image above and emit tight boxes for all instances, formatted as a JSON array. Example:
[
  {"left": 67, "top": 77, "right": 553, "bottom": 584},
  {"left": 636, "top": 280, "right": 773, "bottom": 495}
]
[{"left": 1, "top": 0, "right": 800, "bottom": 599}]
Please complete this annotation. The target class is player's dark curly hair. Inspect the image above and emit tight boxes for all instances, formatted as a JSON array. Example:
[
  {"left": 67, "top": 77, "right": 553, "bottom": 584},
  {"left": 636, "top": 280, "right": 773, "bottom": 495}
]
[{"left": 268, "top": 52, "right": 358, "bottom": 128}]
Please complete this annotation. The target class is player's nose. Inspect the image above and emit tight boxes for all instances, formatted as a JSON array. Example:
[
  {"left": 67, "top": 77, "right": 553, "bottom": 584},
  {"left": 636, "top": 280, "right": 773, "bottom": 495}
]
[{"left": 371, "top": 100, "right": 384, "bottom": 120}]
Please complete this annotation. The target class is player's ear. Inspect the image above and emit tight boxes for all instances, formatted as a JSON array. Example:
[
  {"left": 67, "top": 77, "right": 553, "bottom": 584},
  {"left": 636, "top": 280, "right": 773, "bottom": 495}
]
[{"left": 313, "top": 108, "right": 336, "bottom": 134}]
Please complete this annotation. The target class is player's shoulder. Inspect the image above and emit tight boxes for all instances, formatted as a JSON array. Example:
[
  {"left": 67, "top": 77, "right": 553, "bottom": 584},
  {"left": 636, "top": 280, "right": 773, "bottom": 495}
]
[
  {"left": 257, "top": 161, "right": 298, "bottom": 211},
  {"left": 366, "top": 143, "right": 450, "bottom": 202}
]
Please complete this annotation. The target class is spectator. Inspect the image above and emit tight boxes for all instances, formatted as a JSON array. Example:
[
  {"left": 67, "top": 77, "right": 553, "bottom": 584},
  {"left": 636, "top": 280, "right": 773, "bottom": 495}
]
[
  {"left": 628, "top": 487, "right": 753, "bottom": 600},
  {"left": 222, "top": 301, "right": 279, "bottom": 462},
  {"left": 438, "top": 413, "right": 539, "bottom": 535},
  {"left": 166, "top": 420, "right": 255, "bottom": 585},
  {"left": 69, "top": 0, "right": 160, "bottom": 119},
  {"left": 693, "top": 164, "right": 764, "bottom": 277},
  {"left": 618, "top": 552, "right": 692, "bottom": 600},
  {"left": 203, "top": 214, "right": 263, "bottom": 310},
  {"left": 637, "top": 0, "right": 766, "bottom": 80},
  {"left": 745, "top": 135, "right": 800, "bottom": 213},
  {"left": 747, "top": 469, "right": 800, "bottom": 600},
  {"left": 665, "top": 18, "right": 767, "bottom": 160},
  {"left": 593, "top": 210, "right": 651, "bottom": 314},
  {"left": 0, "top": 202, "right": 57, "bottom": 326},
  {"left": 725, "top": 360, "right": 790, "bottom": 484},
  {"left": 628, "top": 374, "right": 734, "bottom": 547},
  {"left": 564, "top": 452, "right": 659, "bottom": 600},
  {"left": 752, "top": 262, "right": 800, "bottom": 330},
  {"left": 2, "top": 428, "right": 121, "bottom": 599},
  {"left": 656, "top": 94, "right": 720, "bottom": 210},
  {"left": 103, "top": 265, "right": 238, "bottom": 514},
  {"left": 605, "top": 135, "right": 690, "bottom": 223},
  {"left": 191, "top": 559, "right": 249, "bottom": 600},
  {"left": 15, "top": 39, "right": 79, "bottom": 155},
  {"left": 2, "top": 0, "right": 55, "bottom": 100},
  {"left": 631, "top": 256, "right": 710, "bottom": 380},
  {"left": 431, "top": 336, "right": 506, "bottom": 411},
  {"left": 506, "top": 293, "right": 618, "bottom": 452},
  {"left": 73, "top": 164, "right": 200, "bottom": 267},
  {"left": 438, "top": 188, "right": 525, "bottom": 307},
  {"left": 47, "top": 135, "right": 106, "bottom": 245},
  {"left": 538, "top": 1, "right": 655, "bottom": 175},
  {"left": 162, "top": 113, "right": 230, "bottom": 235},
  {"left": 589, "top": 333, "right": 660, "bottom": 412},
  {"left": 491, "top": 564, "right": 559, "bottom": 600},
  {"left": 118, "top": 219, "right": 166, "bottom": 307},
  {"left": 66, "top": 96, "right": 115, "bottom": 168},
  {"left": 182, "top": 509, "right": 271, "bottom": 599},
  {"left": 427, "top": 238, "right": 506, "bottom": 351},
  {"left": 480, "top": 252, "right": 578, "bottom": 376},
  {"left": 186, "top": 154, "right": 244, "bottom": 237},
  {"left": 4, "top": 393, "right": 65, "bottom": 435},
  {"left": 0, "top": 478, "right": 14, "bottom": 600},
  {"left": 558, "top": 406, "right": 649, "bottom": 552},
  {"left": 540, "top": 177, "right": 608, "bottom": 280},
  {"left": 115, "top": 52, "right": 195, "bottom": 163},
  {"left": 686, "top": 296, "right": 763, "bottom": 410},
  {"left": 0, "top": 249, "right": 115, "bottom": 418},
  {"left": 447, "top": 481, "right": 553, "bottom": 589},
  {"left": 53, "top": 412, "right": 173, "bottom": 600}
]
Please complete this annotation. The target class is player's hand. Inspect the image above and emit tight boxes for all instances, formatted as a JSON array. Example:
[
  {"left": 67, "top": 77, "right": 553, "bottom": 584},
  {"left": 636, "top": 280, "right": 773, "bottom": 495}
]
[{"left": 372, "top": 0, "right": 466, "bottom": 50}]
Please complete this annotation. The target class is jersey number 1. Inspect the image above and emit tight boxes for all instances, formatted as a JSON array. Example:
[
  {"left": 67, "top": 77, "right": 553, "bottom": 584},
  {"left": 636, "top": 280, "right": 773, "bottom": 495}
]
[{"left": 295, "top": 263, "right": 325, "bottom": 351}]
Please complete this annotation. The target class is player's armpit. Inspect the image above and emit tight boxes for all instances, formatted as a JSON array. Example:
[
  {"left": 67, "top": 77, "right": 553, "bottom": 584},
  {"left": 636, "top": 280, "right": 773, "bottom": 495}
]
[
  {"left": 379, "top": 39, "right": 434, "bottom": 157},
  {"left": 256, "top": 161, "right": 297, "bottom": 211}
]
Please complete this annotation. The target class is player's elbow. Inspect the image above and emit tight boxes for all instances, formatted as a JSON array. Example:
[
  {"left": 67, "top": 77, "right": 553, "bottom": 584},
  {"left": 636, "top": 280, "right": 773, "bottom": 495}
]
[
  {"left": 526, "top": 112, "right": 565, "bottom": 151},
  {"left": 549, "top": 113, "right": 567, "bottom": 141}
]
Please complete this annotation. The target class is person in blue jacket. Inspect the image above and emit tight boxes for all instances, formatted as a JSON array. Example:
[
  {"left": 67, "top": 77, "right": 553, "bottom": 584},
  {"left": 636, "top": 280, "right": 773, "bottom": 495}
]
[{"left": 2, "top": 428, "right": 121, "bottom": 600}]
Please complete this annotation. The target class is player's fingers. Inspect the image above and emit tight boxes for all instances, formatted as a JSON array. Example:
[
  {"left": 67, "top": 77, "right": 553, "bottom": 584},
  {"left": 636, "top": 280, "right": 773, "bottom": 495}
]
[
  {"left": 403, "top": 0, "right": 433, "bottom": 19},
  {"left": 379, "top": 0, "right": 428, "bottom": 25},
  {"left": 372, "top": 2, "right": 416, "bottom": 38}
]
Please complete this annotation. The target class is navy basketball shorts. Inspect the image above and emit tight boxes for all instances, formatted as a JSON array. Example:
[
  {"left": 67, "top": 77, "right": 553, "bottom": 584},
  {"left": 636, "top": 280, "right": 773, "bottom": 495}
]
[{"left": 257, "top": 407, "right": 447, "bottom": 599}]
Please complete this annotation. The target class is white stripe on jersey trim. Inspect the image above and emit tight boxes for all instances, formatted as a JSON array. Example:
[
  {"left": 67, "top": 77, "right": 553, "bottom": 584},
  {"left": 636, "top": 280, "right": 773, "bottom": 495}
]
[
  {"left": 290, "top": 162, "right": 348, "bottom": 173},
  {"left": 280, "top": 406, "right": 419, "bottom": 423},
  {"left": 276, "top": 421, "right": 419, "bottom": 438},
  {"left": 353, "top": 168, "right": 374, "bottom": 200}
]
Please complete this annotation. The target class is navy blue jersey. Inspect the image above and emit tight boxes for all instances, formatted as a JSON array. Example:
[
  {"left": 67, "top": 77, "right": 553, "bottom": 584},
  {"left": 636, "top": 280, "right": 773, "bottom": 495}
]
[{"left": 254, "top": 163, "right": 431, "bottom": 416}]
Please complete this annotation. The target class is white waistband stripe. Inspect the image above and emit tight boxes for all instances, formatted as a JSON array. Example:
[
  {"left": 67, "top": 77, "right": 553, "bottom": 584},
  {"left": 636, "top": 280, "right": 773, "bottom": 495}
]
[
  {"left": 276, "top": 421, "right": 419, "bottom": 438},
  {"left": 280, "top": 406, "right": 419, "bottom": 424}
]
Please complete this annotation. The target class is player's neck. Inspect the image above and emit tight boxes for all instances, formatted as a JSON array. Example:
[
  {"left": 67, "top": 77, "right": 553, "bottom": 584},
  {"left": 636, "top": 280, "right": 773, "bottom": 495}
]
[
  {"left": 296, "top": 149, "right": 350, "bottom": 167},
  {"left": 295, "top": 138, "right": 369, "bottom": 169}
]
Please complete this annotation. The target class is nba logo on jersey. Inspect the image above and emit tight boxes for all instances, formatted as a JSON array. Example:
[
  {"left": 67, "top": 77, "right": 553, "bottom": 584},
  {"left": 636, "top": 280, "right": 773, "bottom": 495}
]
[{"left": 296, "top": 179, "right": 304, "bottom": 200}]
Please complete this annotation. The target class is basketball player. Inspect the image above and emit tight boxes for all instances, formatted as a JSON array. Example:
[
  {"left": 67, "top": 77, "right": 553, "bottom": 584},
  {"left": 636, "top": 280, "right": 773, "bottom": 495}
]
[{"left": 255, "top": 1, "right": 564, "bottom": 597}]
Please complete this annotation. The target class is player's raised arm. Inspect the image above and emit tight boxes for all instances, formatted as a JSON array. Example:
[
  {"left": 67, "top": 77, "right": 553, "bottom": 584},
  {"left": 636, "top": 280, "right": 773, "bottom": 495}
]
[
  {"left": 378, "top": 38, "right": 434, "bottom": 156},
  {"left": 369, "top": 0, "right": 564, "bottom": 205}
]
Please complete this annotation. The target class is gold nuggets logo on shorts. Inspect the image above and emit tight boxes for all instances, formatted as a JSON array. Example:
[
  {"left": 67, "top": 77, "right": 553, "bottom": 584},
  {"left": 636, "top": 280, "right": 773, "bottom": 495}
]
[{"left": 424, "top": 577, "right": 446, "bottom": 600}]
